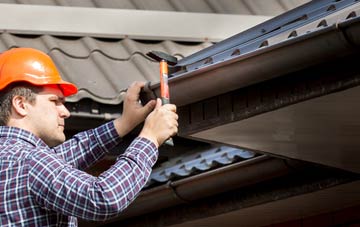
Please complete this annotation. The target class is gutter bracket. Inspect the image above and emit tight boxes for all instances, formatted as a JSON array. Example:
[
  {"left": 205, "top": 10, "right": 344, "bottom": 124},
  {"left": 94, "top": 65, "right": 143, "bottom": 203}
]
[{"left": 167, "top": 181, "right": 191, "bottom": 203}]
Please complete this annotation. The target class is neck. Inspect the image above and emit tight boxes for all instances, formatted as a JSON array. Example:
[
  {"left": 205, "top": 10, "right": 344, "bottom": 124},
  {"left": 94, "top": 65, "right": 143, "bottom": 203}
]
[{"left": 7, "top": 117, "right": 36, "bottom": 136}]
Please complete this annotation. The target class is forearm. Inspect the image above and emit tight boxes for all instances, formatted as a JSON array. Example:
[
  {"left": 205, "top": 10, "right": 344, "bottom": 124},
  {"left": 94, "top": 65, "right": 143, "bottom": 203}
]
[
  {"left": 53, "top": 121, "right": 122, "bottom": 170},
  {"left": 113, "top": 117, "right": 133, "bottom": 138},
  {"left": 29, "top": 137, "right": 158, "bottom": 221}
]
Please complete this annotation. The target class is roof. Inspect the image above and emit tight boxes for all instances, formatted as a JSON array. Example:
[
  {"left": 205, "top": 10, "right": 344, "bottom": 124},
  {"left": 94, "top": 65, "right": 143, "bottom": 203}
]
[
  {"left": 0, "top": 12, "right": 266, "bottom": 105},
  {"left": 0, "top": 1, "right": 308, "bottom": 106},
  {"left": 146, "top": 0, "right": 359, "bottom": 173},
  {"left": 142, "top": 0, "right": 360, "bottom": 107},
  {"left": 0, "top": 0, "right": 304, "bottom": 173},
  {"left": 1, "top": 1, "right": 358, "bottom": 226},
  {"left": 0, "top": 33, "right": 212, "bottom": 104},
  {"left": 147, "top": 146, "right": 256, "bottom": 187}
]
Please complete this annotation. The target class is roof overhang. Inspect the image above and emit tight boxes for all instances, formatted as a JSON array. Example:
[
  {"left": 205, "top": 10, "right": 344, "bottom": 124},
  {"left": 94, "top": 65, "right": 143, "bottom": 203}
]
[
  {"left": 142, "top": 3, "right": 360, "bottom": 106},
  {"left": 140, "top": 1, "right": 360, "bottom": 173},
  {"left": 0, "top": 4, "right": 270, "bottom": 42}
]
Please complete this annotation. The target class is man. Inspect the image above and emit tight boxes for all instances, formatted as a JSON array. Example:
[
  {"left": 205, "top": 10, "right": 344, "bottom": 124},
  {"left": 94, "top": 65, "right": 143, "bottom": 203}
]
[{"left": 0, "top": 47, "right": 178, "bottom": 226}]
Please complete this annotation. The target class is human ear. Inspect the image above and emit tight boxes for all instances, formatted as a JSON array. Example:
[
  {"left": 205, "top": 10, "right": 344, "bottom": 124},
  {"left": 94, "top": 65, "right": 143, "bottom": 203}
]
[{"left": 11, "top": 95, "right": 28, "bottom": 117}]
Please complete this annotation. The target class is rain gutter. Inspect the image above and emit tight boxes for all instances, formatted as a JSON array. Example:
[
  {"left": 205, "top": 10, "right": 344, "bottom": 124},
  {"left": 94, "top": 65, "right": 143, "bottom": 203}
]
[
  {"left": 110, "top": 155, "right": 305, "bottom": 221},
  {"left": 141, "top": 3, "right": 360, "bottom": 107}
]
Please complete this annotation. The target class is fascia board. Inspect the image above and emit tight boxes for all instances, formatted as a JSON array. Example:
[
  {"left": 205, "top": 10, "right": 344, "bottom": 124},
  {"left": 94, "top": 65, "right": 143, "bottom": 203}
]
[
  {"left": 0, "top": 4, "right": 270, "bottom": 42},
  {"left": 142, "top": 25, "right": 351, "bottom": 107},
  {"left": 140, "top": 4, "right": 360, "bottom": 107}
]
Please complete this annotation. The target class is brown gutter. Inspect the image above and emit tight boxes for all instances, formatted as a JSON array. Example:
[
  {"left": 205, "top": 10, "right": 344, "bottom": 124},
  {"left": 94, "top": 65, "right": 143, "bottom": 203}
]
[
  {"left": 108, "top": 155, "right": 305, "bottom": 222},
  {"left": 141, "top": 11, "right": 360, "bottom": 107}
]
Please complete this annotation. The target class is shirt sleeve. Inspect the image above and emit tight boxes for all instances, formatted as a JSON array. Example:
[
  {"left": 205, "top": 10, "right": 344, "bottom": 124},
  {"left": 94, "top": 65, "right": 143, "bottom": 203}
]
[
  {"left": 28, "top": 137, "right": 158, "bottom": 221},
  {"left": 52, "top": 121, "right": 121, "bottom": 170}
]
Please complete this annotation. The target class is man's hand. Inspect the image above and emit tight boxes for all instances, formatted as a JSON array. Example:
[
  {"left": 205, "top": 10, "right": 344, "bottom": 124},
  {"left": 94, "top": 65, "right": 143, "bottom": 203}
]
[
  {"left": 139, "top": 98, "right": 178, "bottom": 148},
  {"left": 114, "top": 81, "right": 156, "bottom": 137}
]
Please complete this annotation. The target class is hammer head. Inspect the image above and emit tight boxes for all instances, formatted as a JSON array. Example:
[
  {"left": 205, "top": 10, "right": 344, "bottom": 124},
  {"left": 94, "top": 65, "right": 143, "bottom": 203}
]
[{"left": 146, "top": 51, "right": 178, "bottom": 66}]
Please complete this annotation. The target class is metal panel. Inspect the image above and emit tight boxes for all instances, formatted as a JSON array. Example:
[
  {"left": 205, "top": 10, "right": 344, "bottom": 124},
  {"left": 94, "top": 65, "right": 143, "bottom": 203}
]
[{"left": 0, "top": 33, "right": 211, "bottom": 104}]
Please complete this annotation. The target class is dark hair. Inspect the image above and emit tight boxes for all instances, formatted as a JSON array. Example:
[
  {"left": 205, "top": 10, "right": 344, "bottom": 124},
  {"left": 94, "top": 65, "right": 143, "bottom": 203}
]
[{"left": 0, "top": 83, "right": 42, "bottom": 126}]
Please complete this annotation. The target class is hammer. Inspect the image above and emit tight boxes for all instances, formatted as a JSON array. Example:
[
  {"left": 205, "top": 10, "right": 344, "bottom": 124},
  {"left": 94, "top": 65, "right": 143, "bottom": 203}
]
[{"left": 146, "top": 51, "right": 178, "bottom": 146}]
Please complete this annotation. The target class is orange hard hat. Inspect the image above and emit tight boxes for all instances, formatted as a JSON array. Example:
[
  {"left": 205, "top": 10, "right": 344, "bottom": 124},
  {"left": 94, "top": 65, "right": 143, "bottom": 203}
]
[{"left": 0, "top": 47, "right": 77, "bottom": 97}]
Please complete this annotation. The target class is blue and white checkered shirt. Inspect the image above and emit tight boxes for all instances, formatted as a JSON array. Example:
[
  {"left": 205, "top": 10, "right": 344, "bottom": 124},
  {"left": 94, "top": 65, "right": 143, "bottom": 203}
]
[{"left": 0, "top": 121, "right": 158, "bottom": 226}]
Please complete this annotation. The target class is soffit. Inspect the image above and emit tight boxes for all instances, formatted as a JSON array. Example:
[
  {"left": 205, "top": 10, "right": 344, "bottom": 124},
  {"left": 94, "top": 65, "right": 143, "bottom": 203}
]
[
  {"left": 160, "top": 0, "right": 360, "bottom": 173},
  {"left": 192, "top": 85, "right": 360, "bottom": 173}
]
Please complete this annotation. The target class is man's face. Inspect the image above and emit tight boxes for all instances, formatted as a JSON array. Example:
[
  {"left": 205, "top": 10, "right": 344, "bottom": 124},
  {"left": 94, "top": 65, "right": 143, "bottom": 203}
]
[{"left": 26, "top": 85, "right": 70, "bottom": 147}]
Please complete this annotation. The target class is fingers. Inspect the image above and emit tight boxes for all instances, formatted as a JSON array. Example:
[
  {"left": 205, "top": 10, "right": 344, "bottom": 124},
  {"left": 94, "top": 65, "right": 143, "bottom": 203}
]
[
  {"left": 124, "top": 81, "right": 179, "bottom": 146},
  {"left": 142, "top": 99, "right": 156, "bottom": 114},
  {"left": 157, "top": 106, "right": 179, "bottom": 139},
  {"left": 169, "top": 114, "right": 179, "bottom": 137},
  {"left": 139, "top": 100, "right": 179, "bottom": 147},
  {"left": 154, "top": 98, "right": 162, "bottom": 109},
  {"left": 128, "top": 81, "right": 145, "bottom": 91},
  {"left": 126, "top": 81, "right": 145, "bottom": 101},
  {"left": 119, "top": 81, "right": 153, "bottom": 136},
  {"left": 161, "top": 103, "right": 177, "bottom": 113}
]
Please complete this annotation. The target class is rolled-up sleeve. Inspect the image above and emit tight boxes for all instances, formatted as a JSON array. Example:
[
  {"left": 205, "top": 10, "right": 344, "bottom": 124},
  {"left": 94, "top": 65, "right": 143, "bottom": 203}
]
[{"left": 28, "top": 137, "right": 158, "bottom": 221}]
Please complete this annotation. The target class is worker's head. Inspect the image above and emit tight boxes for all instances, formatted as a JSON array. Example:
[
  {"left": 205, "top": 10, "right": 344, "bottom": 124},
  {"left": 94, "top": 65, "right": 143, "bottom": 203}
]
[{"left": 0, "top": 47, "right": 78, "bottom": 146}]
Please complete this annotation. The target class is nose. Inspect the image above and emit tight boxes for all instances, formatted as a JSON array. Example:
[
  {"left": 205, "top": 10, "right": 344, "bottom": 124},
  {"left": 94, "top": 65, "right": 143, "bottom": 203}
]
[{"left": 59, "top": 104, "right": 71, "bottom": 119}]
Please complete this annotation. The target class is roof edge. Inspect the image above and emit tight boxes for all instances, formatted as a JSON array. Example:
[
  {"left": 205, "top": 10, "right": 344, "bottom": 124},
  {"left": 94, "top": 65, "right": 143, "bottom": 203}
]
[
  {"left": 110, "top": 156, "right": 304, "bottom": 221},
  {"left": 141, "top": 9, "right": 360, "bottom": 107}
]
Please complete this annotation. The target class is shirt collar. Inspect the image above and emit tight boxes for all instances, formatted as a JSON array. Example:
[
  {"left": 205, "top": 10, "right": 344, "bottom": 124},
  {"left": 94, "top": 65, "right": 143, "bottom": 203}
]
[{"left": 0, "top": 126, "right": 48, "bottom": 148}]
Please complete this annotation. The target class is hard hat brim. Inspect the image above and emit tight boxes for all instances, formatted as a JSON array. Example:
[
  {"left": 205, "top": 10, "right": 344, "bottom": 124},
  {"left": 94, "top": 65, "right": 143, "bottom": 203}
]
[{"left": 57, "top": 81, "right": 78, "bottom": 97}]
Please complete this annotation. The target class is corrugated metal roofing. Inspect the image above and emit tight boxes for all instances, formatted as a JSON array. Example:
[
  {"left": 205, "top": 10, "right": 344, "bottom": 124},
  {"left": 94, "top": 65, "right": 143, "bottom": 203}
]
[
  {"left": 176, "top": 0, "right": 360, "bottom": 68},
  {"left": 0, "top": 33, "right": 212, "bottom": 104},
  {"left": 0, "top": 0, "right": 309, "bottom": 105},
  {"left": 0, "top": 0, "right": 309, "bottom": 16},
  {"left": 146, "top": 146, "right": 256, "bottom": 187}
]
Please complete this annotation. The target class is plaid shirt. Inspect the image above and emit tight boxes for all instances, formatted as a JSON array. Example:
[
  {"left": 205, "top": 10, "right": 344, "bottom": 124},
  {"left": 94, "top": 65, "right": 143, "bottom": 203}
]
[{"left": 0, "top": 121, "right": 158, "bottom": 227}]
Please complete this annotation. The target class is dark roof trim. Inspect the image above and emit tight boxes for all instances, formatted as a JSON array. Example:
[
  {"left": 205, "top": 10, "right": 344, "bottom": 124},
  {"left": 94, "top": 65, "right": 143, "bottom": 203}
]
[
  {"left": 115, "top": 171, "right": 360, "bottom": 227},
  {"left": 108, "top": 156, "right": 305, "bottom": 222},
  {"left": 141, "top": 1, "right": 360, "bottom": 107}
]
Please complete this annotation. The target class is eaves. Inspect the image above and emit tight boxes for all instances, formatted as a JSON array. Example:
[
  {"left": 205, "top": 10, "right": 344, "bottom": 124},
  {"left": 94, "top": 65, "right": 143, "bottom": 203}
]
[
  {"left": 142, "top": 0, "right": 360, "bottom": 107},
  {"left": 0, "top": 4, "right": 271, "bottom": 127},
  {"left": 139, "top": 0, "right": 360, "bottom": 173}
]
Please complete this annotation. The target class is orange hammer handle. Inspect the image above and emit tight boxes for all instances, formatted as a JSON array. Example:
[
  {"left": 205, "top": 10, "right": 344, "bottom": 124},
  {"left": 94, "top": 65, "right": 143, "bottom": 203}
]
[
  {"left": 160, "top": 60, "right": 170, "bottom": 104},
  {"left": 159, "top": 60, "right": 174, "bottom": 146}
]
